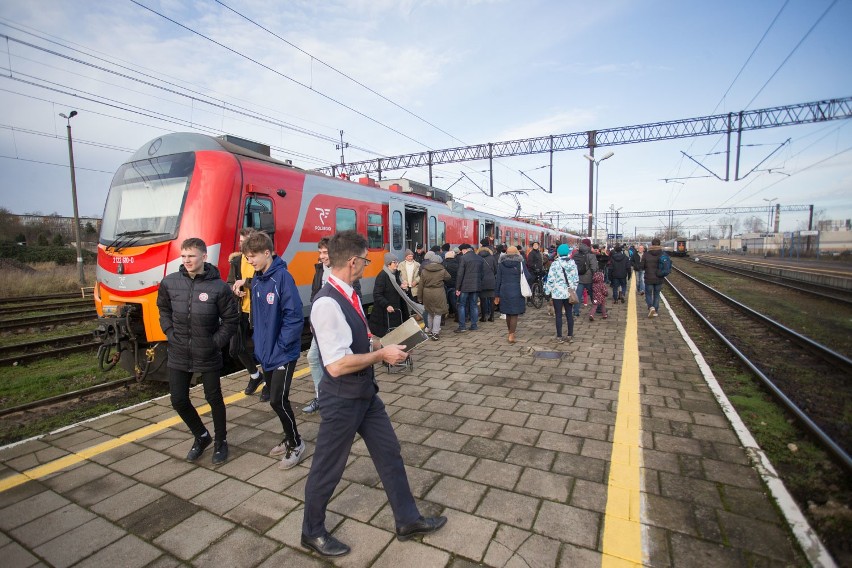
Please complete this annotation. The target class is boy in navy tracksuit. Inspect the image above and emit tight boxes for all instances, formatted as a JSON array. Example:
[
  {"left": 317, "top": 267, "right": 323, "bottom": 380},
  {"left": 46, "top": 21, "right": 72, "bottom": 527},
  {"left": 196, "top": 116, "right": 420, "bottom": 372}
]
[{"left": 242, "top": 232, "right": 306, "bottom": 469}]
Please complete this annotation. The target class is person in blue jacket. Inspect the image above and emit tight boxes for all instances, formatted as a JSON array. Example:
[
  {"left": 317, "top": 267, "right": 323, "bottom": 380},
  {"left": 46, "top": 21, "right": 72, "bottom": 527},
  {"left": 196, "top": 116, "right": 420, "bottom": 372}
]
[{"left": 243, "top": 231, "right": 306, "bottom": 470}]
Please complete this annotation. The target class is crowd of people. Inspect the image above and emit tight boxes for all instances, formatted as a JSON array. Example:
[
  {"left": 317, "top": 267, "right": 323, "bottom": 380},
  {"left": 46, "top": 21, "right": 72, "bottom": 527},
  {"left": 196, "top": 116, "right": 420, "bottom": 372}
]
[{"left": 156, "top": 229, "right": 670, "bottom": 557}]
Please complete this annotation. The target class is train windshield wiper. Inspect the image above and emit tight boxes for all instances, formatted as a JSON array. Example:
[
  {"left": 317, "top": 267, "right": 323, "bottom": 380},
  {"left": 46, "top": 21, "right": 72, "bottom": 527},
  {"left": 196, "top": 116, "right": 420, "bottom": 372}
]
[{"left": 107, "top": 230, "right": 153, "bottom": 252}]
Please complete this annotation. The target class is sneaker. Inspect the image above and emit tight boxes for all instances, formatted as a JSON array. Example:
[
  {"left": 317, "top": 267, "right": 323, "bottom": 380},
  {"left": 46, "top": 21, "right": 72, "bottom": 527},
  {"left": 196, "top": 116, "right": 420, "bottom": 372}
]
[
  {"left": 302, "top": 398, "right": 320, "bottom": 414},
  {"left": 186, "top": 433, "right": 212, "bottom": 462},
  {"left": 212, "top": 440, "right": 229, "bottom": 465},
  {"left": 603, "top": 314, "right": 608, "bottom": 319},
  {"left": 589, "top": 314, "right": 594, "bottom": 321},
  {"left": 270, "top": 439, "right": 289, "bottom": 457},
  {"left": 648, "top": 307, "right": 656, "bottom": 318},
  {"left": 259, "top": 384, "right": 270, "bottom": 402},
  {"left": 566, "top": 336, "right": 574, "bottom": 343},
  {"left": 453, "top": 328, "right": 467, "bottom": 333},
  {"left": 430, "top": 333, "right": 440, "bottom": 341},
  {"left": 279, "top": 439, "right": 306, "bottom": 470},
  {"left": 244, "top": 374, "right": 263, "bottom": 395},
  {"left": 499, "top": 314, "right": 507, "bottom": 319},
  {"left": 651, "top": 308, "right": 658, "bottom": 318},
  {"left": 470, "top": 326, "right": 478, "bottom": 331}
]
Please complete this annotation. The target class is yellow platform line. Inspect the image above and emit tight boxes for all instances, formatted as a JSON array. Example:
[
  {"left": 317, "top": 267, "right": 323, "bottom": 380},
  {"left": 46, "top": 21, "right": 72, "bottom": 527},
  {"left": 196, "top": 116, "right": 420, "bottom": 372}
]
[
  {"left": 0, "top": 368, "right": 310, "bottom": 494},
  {"left": 601, "top": 289, "right": 644, "bottom": 567}
]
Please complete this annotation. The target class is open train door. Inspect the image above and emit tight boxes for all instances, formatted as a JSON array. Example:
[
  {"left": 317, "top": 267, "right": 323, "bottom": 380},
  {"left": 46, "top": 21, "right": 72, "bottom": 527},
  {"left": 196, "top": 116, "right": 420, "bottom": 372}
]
[{"left": 389, "top": 196, "right": 405, "bottom": 258}]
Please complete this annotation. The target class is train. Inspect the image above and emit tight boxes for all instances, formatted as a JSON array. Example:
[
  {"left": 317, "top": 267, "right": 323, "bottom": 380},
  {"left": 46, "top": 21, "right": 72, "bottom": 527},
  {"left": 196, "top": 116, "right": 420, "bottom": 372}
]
[
  {"left": 663, "top": 238, "right": 689, "bottom": 257},
  {"left": 93, "top": 132, "right": 580, "bottom": 379}
]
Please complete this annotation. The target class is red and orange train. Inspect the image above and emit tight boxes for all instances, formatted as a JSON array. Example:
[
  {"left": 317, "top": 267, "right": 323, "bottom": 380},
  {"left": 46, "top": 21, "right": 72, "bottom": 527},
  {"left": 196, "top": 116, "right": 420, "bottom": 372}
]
[{"left": 93, "top": 133, "right": 579, "bottom": 378}]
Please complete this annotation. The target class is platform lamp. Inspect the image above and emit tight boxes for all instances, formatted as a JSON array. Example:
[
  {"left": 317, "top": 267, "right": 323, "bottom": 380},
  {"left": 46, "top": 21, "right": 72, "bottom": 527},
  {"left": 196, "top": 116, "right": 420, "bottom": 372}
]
[
  {"left": 59, "top": 110, "right": 85, "bottom": 287},
  {"left": 584, "top": 151, "right": 615, "bottom": 242}
]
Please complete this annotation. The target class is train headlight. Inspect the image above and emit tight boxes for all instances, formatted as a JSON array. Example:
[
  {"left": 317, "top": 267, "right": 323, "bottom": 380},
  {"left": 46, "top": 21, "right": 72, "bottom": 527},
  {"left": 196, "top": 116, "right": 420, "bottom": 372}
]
[{"left": 102, "top": 304, "right": 121, "bottom": 316}]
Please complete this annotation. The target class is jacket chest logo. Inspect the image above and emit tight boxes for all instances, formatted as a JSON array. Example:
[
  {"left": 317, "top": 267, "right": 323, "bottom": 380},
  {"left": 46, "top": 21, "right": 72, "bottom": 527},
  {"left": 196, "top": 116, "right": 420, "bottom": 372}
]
[
  {"left": 198, "top": 292, "right": 209, "bottom": 302},
  {"left": 266, "top": 292, "right": 276, "bottom": 304}
]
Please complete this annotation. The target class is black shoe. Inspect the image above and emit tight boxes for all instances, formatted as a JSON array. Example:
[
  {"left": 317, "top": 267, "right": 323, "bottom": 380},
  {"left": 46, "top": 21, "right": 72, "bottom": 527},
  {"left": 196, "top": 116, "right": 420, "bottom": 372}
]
[
  {"left": 186, "top": 433, "right": 211, "bottom": 462},
  {"left": 244, "top": 375, "right": 263, "bottom": 395},
  {"left": 259, "top": 384, "right": 270, "bottom": 402},
  {"left": 301, "top": 533, "right": 351, "bottom": 557},
  {"left": 396, "top": 515, "right": 447, "bottom": 541},
  {"left": 487, "top": 316, "right": 494, "bottom": 322},
  {"left": 212, "top": 440, "right": 229, "bottom": 465}
]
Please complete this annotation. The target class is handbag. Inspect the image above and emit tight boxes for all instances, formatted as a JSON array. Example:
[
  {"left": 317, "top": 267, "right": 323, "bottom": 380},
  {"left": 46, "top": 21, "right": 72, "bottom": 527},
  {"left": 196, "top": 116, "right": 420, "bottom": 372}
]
[
  {"left": 560, "top": 262, "right": 579, "bottom": 304},
  {"left": 519, "top": 269, "right": 532, "bottom": 298}
]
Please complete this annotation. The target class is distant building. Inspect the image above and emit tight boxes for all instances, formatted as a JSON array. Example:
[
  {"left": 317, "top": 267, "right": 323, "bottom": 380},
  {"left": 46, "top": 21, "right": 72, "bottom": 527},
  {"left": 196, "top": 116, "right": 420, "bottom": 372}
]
[{"left": 14, "top": 214, "right": 101, "bottom": 241}]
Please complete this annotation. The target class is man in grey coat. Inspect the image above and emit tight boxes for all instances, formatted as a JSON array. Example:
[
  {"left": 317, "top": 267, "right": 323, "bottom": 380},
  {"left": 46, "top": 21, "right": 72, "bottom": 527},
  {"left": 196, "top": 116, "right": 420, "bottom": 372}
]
[
  {"left": 454, "top": 243, "right": 484, "bottom": 332},
  {"left": 572, "top": 238, "right": 599, "bottom": 317}
]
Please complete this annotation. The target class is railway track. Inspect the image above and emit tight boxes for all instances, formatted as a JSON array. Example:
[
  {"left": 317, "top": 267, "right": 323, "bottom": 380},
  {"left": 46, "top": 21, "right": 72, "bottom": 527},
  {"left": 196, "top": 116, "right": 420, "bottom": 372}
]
[
  {"left": 0, "top": 292, "right": 80, "bottom": 307},
  {"left": 0, "top": 333, "right": 99, "bottom": 365},
  {"left": 687, "top": 257, "right": 852, "bottom": 305},
  {"left": 0, "top": 377, "right": 141, "bottom": 419},
  {"left": 0, "top": 299, "right": 94, "bottom": 317},
  {"left": 665, "top": 267, "right": 852, "bottom": 472},
  {"left": 0, "top": 309, "right": 98, "bottom": 332}
]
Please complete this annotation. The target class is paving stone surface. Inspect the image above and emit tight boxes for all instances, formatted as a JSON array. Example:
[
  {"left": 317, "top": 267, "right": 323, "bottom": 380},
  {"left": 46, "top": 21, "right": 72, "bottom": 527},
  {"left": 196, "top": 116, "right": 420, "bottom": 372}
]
[{"left": 0, "top": 290, "right": 812, "bottom": 567}]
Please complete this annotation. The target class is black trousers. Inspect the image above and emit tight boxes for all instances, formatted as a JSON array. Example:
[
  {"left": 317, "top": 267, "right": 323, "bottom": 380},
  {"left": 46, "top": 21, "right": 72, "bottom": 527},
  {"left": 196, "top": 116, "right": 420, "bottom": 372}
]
[
  {"left": 168, "top": 368, "right": 226, "bottom": 442},
  {"left": 302, "top": 392, "right": 419, "bottom": 538},
  {"left": 267, "top": 360, "right": 301, "bottom": 447}
]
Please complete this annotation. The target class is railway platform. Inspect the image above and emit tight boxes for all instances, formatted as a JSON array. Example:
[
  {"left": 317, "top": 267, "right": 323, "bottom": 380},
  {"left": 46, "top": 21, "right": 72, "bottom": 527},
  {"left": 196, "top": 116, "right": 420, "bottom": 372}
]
[{"left": 0, "top": 288, "right": 831, "bottom": 567}]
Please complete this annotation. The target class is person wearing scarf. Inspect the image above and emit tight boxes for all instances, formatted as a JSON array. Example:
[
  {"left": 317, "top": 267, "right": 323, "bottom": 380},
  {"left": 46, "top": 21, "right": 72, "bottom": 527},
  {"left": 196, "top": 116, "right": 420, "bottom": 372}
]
[{"left": 368, "top": 253, "right": 424, "bottom": 337}]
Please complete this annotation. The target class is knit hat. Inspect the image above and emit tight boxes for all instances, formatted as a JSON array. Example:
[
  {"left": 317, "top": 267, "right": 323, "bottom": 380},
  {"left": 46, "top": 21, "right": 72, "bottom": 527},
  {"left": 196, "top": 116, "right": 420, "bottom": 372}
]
[
  {"left": 506, "top": 245, "right": 520, "bottom": 255},
  {"left": 445, "top": 250, "right": 456, "bottom": 259},
  {"left": 404, "top": 249, "right": 414, "bottom": 257},
  {"left": 480, "top": 237, "right": 490, "bottom": 247},
  {"left": 557, "top": 244, "right": 571, "bottom": 257},
  {"left": 384, "top": 252, "right": 399, "bottom": 265},
  {"left": 424, "top": 251, "right": 442, "bottom": 264},
  {"left": 581, "top": 238, "right": 592, "bottom": 247}
]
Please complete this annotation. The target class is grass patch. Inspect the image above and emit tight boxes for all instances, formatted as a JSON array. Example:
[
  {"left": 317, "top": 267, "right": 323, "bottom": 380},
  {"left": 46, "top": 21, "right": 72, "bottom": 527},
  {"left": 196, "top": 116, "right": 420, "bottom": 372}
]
[
  {"left": 0, "top": 262, "right": 97, "bottom": 298},
  {"left": 0, "top": 385, "right": 168, "bottom": 445},
  {"left": 0, "top": 352, "right": 128, "bottom": 408}
]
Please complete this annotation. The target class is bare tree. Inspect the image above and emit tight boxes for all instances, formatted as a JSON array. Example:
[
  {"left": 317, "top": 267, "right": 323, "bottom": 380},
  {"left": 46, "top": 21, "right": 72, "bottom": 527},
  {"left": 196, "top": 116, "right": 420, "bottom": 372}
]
[
  {"left": 717, "top": 215, "right": 740, "bottom": 237},
  {"left": 742, "top": 216, "right": 765, "bottom": 233}
]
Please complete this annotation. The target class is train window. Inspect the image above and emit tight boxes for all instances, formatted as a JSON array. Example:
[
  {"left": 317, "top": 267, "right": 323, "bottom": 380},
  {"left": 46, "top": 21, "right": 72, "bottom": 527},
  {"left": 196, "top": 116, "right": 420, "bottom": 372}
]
[
  {"left": 495, "top": 226, "right": 501, "bottom": 245},
  {"left": 100, "top": 153, "right": 195, "bottom": 245},
  {"left": 367, "top": 213, "right": 383, "bottom": 249},
  {"left": 244, "top": 196, "right": 275, "bottom": 243},
  {"left": 336, "top": 208, "right": 356, "bottom": 231},
  {"left": 392, "top": 210, "right": 403, "bottom": 250},
  {"left": 438, "top": 221, "right": 446, "bottom": 246},
  {"left": 428, "top": 216, "right": 437, "bottom": 248}
]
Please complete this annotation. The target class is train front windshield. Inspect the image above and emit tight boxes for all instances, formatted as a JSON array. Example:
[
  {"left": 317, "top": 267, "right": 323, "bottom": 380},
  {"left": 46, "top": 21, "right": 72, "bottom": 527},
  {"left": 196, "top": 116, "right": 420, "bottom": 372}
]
[{"left": 100, "top": 152, "right": 195, "bottom": 247}]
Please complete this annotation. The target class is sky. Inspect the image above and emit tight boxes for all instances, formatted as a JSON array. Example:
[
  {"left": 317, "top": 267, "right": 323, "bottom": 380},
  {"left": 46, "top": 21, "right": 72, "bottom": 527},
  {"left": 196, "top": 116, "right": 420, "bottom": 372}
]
[{"left": 1, "top": 0, "right": 850, "bottom": 239}]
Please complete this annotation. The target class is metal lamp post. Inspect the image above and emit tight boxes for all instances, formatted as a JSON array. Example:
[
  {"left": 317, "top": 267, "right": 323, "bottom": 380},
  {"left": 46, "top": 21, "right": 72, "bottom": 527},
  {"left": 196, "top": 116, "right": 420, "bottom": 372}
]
[
  {"left": 59, "top": 110, "right": 85, "bottom": 287},
  {"left": 584, "top": 151, "right": 614, "bottom": 242}
]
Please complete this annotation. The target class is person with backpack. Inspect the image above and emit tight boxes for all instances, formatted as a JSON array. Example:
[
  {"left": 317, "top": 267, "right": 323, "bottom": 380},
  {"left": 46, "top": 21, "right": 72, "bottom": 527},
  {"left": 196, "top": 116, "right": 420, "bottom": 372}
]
[
  {"left": 572, "top": 238, "right": 598, "bottom": 318},
  {"left": 607, "top": 244, "right": 631, "bottom": 303},
  {"left": 640, "top": 238, "right": 667, "bottom": 318}
]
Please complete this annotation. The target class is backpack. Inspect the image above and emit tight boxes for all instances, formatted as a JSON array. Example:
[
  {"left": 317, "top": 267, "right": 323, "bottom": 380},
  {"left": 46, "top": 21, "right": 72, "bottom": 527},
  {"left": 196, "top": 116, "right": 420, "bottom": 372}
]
[
  {"left": 574, "top": 253, "right": 589, "bottom": 275},
  {"left": 658, "top": 252, "right": 672, "bottom": 278}
]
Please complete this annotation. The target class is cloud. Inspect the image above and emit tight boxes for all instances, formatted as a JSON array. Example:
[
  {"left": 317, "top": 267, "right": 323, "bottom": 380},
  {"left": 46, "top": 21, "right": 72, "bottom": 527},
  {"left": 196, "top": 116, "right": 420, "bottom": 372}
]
[{"left": 497, "top": 109, "right": 600, "bottom": 141}]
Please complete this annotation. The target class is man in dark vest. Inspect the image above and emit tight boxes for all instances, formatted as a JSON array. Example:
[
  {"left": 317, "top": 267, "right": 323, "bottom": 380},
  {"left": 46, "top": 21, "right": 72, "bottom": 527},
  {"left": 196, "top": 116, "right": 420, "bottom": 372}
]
[{"left": 301, "top": 230, "right": 447, "bottom": 557}]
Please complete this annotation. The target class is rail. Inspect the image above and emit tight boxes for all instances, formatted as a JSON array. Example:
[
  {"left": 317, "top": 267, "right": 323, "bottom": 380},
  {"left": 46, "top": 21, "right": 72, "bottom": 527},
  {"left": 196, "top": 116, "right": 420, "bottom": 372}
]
[{"left": 666, "top": 267, "right": 852, "bottom": 472}]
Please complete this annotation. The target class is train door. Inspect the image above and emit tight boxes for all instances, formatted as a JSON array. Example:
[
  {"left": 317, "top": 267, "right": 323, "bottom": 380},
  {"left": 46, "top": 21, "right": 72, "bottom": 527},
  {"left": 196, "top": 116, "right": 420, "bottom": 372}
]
[
  {"left": 405, "top": 206, "right": 426, "bottom": 252},
  {"left": 389, "top": 197, "right": 405, "bottom": 257},
  {"left": 482, "top": 219, "right": 495, "bottom": 246}
]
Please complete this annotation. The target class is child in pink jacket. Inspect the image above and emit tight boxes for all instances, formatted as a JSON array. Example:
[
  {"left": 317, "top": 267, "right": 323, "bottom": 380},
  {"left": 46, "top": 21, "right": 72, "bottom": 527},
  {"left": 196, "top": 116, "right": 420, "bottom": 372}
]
[{"left": 589, "top": 270, "right": 608, "bottom": 320}]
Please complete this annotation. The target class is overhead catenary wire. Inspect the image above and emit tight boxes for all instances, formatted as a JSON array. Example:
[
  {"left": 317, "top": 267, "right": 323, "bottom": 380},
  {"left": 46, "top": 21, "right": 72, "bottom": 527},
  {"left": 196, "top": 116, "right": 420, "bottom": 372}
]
[{"left": 127, "top": 0, "right": 436, "bottom": 153}]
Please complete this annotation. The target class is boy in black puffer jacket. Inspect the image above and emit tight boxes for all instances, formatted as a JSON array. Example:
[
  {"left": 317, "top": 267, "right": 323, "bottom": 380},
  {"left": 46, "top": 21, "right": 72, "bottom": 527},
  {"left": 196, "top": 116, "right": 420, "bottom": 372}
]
[{"left": 158, "top": 238, "right": 239, "bottom": 465}]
